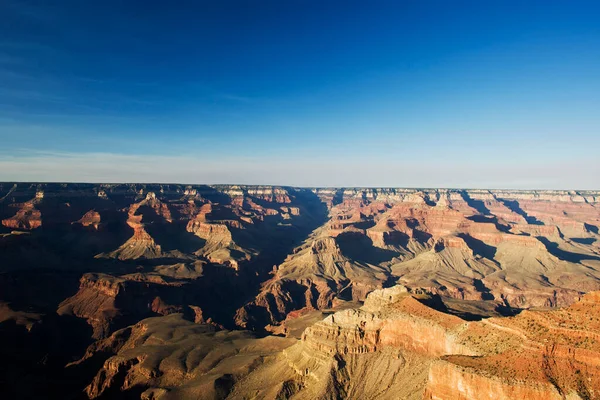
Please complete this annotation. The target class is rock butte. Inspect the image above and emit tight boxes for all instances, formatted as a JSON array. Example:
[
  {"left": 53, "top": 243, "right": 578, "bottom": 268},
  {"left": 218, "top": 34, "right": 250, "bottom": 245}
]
[{"left": 0, "top": 183, "right": 600, "bottom": 399}]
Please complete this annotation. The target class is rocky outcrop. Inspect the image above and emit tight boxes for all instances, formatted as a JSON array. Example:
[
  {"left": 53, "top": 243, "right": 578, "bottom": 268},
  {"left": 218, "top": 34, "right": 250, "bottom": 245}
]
[
  {"left": 82, "top": 286, "right": 600, "bottom": 399},
  {"left": 423, "top": 291, "right": 600, "bottom": 399},
  {"left": 424, "top": 361, "right": 564, "bottom": 400},
  {"left": 270, "top": 287, "right": 600, "bottom": 399},
  {"left": 187, "top": 220, "right": 250, "bottom": 268},
  {"left": 57, "top": 274, "right": 125, "bottom": 338},
  {"left": 100, "top": 198, "right": 162, "bottom": 260},
  {"left": 74, "top": 210, "right": 101, "bottom": 229},
  {"left": 142, "top": 192, "right": 173, "bottom": 222},
  {"left": 301, "top": 287, "right": 475, "bottom": 358},
  {"left": 236, "top": 230, "right": 390, "bottom": 329},
  {"left": 236, "top": 185, "right": 600, "bottom": 328},
  {"left": 2, "top": 202, "right": 42, "bottom": 230},
  {"left": 57, "top": 273, "right": 187, "bottom": 339},
  {"left": 187, "top": 220, "right": 232, "bottom": 244},
  {"left": 77, "top": 314, "right": 294, "bottom": 399},
  {"left": 105, "top": 224, "right": 162, "bottom": 260}
]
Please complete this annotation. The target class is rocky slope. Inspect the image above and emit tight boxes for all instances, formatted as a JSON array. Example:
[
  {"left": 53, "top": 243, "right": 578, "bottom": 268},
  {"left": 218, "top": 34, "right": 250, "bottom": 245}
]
[
  {"left": 238, "top": 188, "right": 600, "bottom": 330},
  {"left": 1, "top": 183, "right": 600, "bottom": 398},
  {"left": 75, "top": 286, "right": 600, "bottom": 399},
  {"left": 75, "top": 314, "right": 295, "bottom": 399}
]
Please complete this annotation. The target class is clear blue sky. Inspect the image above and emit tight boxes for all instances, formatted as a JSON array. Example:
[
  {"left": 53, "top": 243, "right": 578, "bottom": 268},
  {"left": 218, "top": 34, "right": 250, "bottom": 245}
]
[{"left": 1, "top": 0, "right": 599, "bottom": 188}]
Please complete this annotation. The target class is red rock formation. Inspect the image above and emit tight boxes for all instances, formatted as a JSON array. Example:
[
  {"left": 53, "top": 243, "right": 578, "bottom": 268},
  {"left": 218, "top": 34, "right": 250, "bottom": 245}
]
[
  {"left": 75, "top": 210, "right": 101, "bottom": 229},
  {"left": 424, "top": 291, "right": 600, "bottom": 399},
  {"left": 302, "top": 290, "right": 473, "bottom": 358},
  {"left": 140, "top": 192, "right": 173, "bottom": 222},
  {"left": 424, "top": 361, "right": 563, "bottom": 400},
  {"left": 57, "top": 273, "right": 188, "bottom": 339},
  {"left": 99, "top": 197, "right": 164, "bottom": 260},
  {"left": 2, "top": 202, "right": 42, "bottom": 230},
  {"left": 187, "top": 220, "right": 250, "bottom": 268},
  {"left": 57, "top": 274, "right": 125, "bottom": 338},
  {"left": 236, "top": 231, "right": 390, "bottom": 328},
  {"left": 106, "top": 224, "right": 161, "bottom": 260},
  {"left": 64, "top": 285, "right": 600, "bottom": 399},
  {"left": 2, "top": 183, "right": 600, "bottom": 399}
]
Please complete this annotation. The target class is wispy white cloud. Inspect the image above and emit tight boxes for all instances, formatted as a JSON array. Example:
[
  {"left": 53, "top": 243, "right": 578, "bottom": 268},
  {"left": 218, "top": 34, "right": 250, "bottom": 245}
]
[{"left": 0, "top": 150, "right": 597, "bottom": 190}]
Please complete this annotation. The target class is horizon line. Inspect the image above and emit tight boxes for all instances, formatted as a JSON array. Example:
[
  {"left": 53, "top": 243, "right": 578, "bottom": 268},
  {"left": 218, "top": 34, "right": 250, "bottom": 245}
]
[{"left": 1, "top": 181, "right": 599, "bottom": 193}]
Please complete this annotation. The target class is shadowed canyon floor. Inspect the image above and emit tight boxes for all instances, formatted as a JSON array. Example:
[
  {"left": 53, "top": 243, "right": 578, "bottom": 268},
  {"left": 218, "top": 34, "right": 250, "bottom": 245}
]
[{"left": 1, "top": 183, "right": 600, "bottom": 399}]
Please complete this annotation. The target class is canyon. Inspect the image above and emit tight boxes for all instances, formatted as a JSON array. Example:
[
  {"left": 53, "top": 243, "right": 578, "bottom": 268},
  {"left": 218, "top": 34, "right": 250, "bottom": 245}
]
[{"left": 1, "top": 183, "right": 600, "bottom": 399}]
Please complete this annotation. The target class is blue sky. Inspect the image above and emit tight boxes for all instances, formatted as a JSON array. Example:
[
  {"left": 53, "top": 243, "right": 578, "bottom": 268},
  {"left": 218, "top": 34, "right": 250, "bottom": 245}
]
[{"left": 1, "top": 0, "right": 599, "bottom": 188}]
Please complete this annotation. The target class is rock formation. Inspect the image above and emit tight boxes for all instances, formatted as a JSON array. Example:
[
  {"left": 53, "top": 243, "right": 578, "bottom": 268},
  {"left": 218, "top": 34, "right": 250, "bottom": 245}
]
[
  {"left": 75, "top": 210, "right": 101, "bottom": 229},
  {"left": 238, "top": 187, "right": 600, "bottom": 331},
  {"left": 72, "top": 286, "right": 600, "bottom": 399},
  {"left": 236, "top": 227, "right": 390, "bottom": 329},
  {"left": 1, "top": 183, "right": 600, "bottom": 399},
  {"left": 76, "top": 314, "right": 295, "bottom": 399},
  {"left": 1, "top": 201, "right": 42, "bottom": 230}
]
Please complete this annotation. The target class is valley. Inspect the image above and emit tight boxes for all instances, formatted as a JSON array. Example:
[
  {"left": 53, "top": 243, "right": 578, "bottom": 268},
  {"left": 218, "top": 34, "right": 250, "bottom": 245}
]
[{"left": 1, "top": 183, "right": 600, "bottom": 399}]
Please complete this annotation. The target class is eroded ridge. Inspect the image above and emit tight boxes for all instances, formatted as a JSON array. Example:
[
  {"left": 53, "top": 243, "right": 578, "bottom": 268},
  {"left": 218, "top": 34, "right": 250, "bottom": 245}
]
[
  {"left": 75, "top": 286, "right": 600, "bottom": 399},
  {"left": 1, "top": 183, "right": 600, "bottom": 398}
]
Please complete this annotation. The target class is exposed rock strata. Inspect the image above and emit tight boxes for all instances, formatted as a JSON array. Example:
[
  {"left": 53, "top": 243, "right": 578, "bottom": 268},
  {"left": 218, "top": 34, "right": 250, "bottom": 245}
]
[
  {"left": 1, "top": 201, "right": 42, "bottom": 230},
  {"left": 2, "top": 183, "right": 600, "bottom": 398},
  {"left": 76, "top": 286, "right": 600, "bottom": 399}
]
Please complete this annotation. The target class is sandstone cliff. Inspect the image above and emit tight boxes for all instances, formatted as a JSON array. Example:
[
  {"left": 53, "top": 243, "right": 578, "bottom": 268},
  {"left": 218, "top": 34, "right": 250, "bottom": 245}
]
[
  {"left": 74, "top": 286, "right": 600, "bottom": 399},
  {"left": 2, "top": 183, "right": 600, "bottom": 398}
]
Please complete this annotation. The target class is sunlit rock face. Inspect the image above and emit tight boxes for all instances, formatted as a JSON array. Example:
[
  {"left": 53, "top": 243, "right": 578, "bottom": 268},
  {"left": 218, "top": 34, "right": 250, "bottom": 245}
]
[
  {"left": 75, "top": 287, "right": 600, "bottom": 399},
  {"left": 1, "top": 183, "right": 600, "bottom": 399},
  {"left": 239, "top": 187, "right": 600, "bottom": 329},
  {"left": 2, "top": 201, "right": 42, "bottom": 230}
]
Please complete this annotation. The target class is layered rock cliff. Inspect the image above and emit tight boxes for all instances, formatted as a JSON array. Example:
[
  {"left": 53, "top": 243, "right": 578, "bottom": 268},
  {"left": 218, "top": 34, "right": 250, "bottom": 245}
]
[
  {"left": 74, "top": 286, "right": 600, "bottom": 399},
  {"left": 239, "top": 187, "right": 600, "bottom": 331},
  {"left": 2, "top": 183, "right": 600, "bottom": 398}
]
